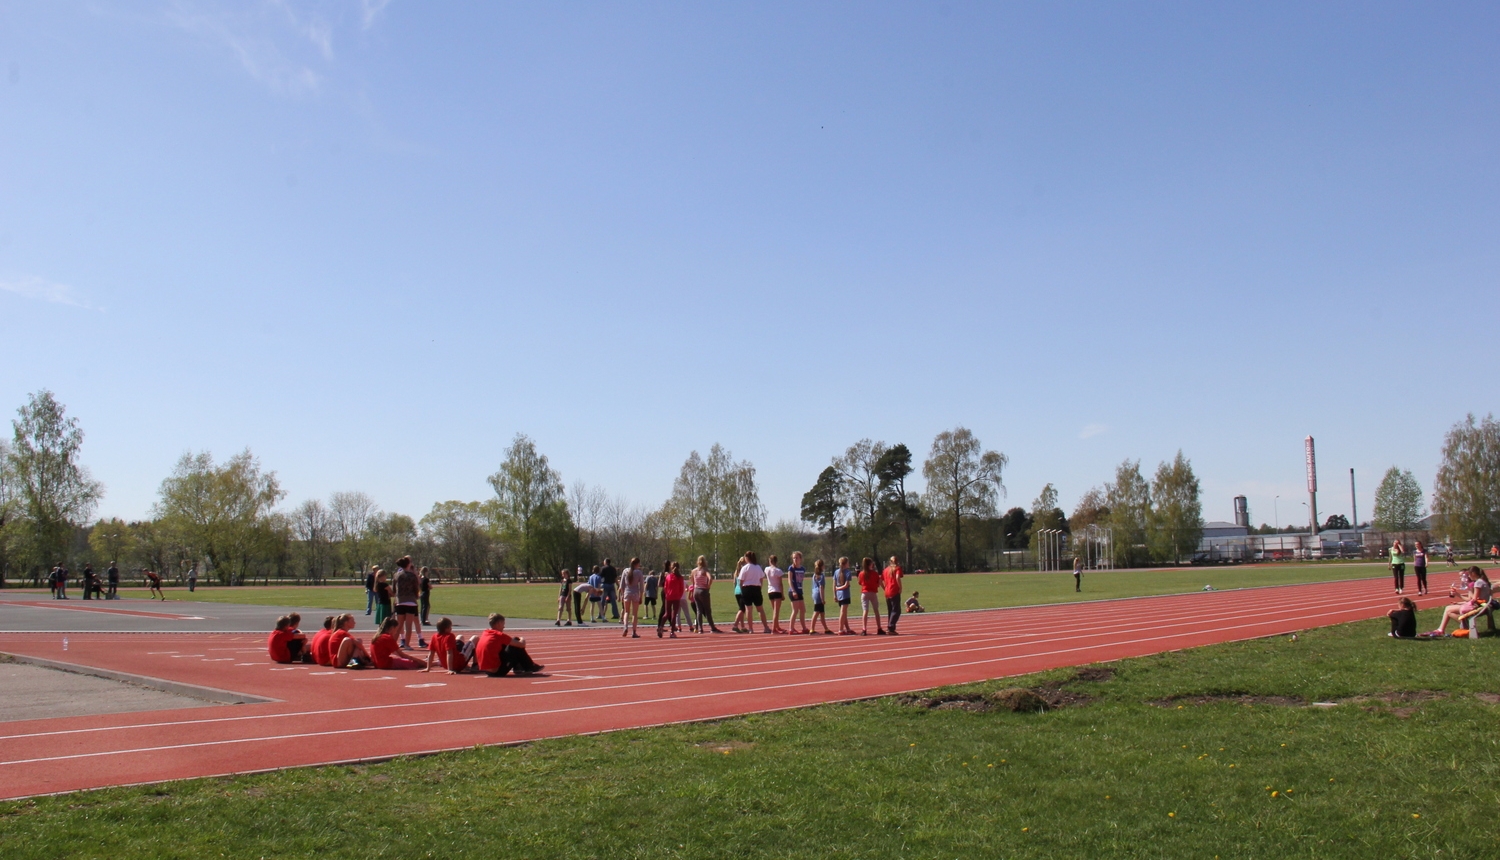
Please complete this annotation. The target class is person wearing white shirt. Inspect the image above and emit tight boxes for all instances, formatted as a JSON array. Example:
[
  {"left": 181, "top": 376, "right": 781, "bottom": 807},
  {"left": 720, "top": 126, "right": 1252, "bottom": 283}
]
[
  {"left": 764, "top": 556, "right": 787, "bottom": 634},
  {"left": 735, "top": 551, "right": 771, "bottom": 633}
]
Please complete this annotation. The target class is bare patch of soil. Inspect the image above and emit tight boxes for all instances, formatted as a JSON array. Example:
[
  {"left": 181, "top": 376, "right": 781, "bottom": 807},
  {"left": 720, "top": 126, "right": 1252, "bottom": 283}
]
[
  {"left": 897, "top": 685, "right": 1091, "bottom": 713},
  {"left": 1474, "top": 692, "right": 1500, "bottom": 704},
  {"left": 1152, "top": 694, "right": 1307, "bottom": 708},
  {"left": 1073, "top": 666, "right": 1115, "bottom": 683}
]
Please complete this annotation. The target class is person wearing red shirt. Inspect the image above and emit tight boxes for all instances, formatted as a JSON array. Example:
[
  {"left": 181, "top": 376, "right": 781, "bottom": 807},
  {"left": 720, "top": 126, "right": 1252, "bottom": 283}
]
[
  {"left": 330, "top": 614, "right": 372, "bottom": 669},
  {"left": 657, "top": 562, "right": 686, "bottom": 638},
  {"left": 371, "top": 617, "right": 424, "bottom": 669},
  {"left": 267, "top": 616, "right": 297, "bottom": 663},
  {"left": 474, "top": 614, "right": 544, "bottom": 677},
  {"left": 424, "top": 617, "right": 477, "bottom": 673},
  {"left": 857, "top": 557, "right": 886, "bottom": 635},
  {"left": 309, "top": 616, "right": 336, "bottom": 666},
  {"left": 881, "top": 556, "right": 905, "bottom": 635}
]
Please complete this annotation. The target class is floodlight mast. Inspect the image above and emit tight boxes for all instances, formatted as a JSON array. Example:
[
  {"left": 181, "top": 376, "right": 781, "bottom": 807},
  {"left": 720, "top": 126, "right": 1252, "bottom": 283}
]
[{"left": 1305, "top": 436, "right": 1319, "bottom": 537}]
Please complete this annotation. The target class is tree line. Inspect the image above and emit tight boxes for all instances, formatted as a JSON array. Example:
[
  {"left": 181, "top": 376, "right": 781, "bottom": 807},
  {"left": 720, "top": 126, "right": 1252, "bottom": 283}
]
[{"left": 3, "top": 390, "right": 1498, "bottom": 584}]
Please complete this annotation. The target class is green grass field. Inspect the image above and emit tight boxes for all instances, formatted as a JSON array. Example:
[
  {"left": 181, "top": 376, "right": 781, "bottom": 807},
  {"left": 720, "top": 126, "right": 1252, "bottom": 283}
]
[
  {"left": 3, "top": 616, "right": 1496, "bottom": 858},
  {"left": 91, "top": 562, "right": 1408, "bottom": 620}
]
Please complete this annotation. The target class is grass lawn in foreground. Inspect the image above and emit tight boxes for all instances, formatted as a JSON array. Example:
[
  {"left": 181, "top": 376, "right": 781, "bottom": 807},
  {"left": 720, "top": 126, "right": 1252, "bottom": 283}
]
[
  {"left": 2, "top": 615, "right": 1496, "bottom": 858},
  {"left": 99, "top": 562, "right": 1406, "bottom": 620}
]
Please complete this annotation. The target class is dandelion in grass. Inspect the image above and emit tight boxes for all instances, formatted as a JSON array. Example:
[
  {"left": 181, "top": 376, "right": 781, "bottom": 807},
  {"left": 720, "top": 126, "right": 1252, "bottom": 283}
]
[
  {"left": 1271, "top": 791, "right": 1279, "bottom": 798},
  {"left": 1168, "top": 812, "right": 1176, "bottom": 818},
  {"left": 1412, "top": 814, "right": 1421, "bottom": 819}
]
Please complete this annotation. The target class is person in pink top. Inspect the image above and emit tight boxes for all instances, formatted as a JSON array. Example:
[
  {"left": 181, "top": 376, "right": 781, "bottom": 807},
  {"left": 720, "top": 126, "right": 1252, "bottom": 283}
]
[
  {"left": 658, "top": 561, "right": 686, "bottom": 638},
  {"left": 689, "top": 555, "right": 721, "bottom": 633}
]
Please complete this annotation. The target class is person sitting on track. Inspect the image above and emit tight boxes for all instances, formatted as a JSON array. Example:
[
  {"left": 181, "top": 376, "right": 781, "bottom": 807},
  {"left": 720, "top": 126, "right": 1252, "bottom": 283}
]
[
  {"left": 1387, "top": 597, "right": 1417, "bottom": 639},
  {"left": 268, "top": 615, "right": 311, "bottom": 664},
  {"left": 475, "top": 613, "right": 544, "bottom": 677},
  {"left": 425, "top": 617, "right": 478, "bottom": 674},
  {"left": 371, "top": 617, "right": 425, "bottom": 669},
  {"left": 310, "top": 616, "right": 336, "bottom": 666},
  {"left": 905, "top": 591, "right": 926, "bottom": 613},
  {"left": 1431, "top": 568, "right": 1491, "bottom": 637},
  {"left": 330, "top": 613, "right": 373, "bottom": 669}
]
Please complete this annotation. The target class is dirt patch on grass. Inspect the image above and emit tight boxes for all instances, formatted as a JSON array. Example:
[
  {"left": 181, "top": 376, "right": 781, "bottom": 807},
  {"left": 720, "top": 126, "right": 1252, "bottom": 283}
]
[
  {"left": 1348, "top": 690, "right": 1449, "bottom": 718},
  {"left": 897, "top": 685, "right": 1092, "bottom": 713},
  {"left": 1152, "top": 694, "right": 1307, "bottom": 708},
  {"left": 1073, "top": 665, "right": 1115, "bottom": 683},
  {"left": 1475, "top": 692, "right": 1500, "bottom": 704}
]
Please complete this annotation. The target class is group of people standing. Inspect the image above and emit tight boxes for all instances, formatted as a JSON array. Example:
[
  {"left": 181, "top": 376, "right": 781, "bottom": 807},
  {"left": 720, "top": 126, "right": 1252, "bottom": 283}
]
[
  {"left": 556, "top": 552, "right": 918, "bottom": 638},
  {"left": 363, "top": 557, "right": 436, "bottom": 645},
  {"left": 46, "top": 562, "right": 124, "bottom": 600}
]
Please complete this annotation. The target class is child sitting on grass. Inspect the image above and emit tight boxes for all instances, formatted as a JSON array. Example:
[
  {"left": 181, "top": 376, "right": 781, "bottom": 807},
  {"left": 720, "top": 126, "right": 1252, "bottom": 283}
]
[
  {"left": 475, "top": 614, "right": 544, "bottom": 677},
  {"left": 905, "top": 592, "right": 926, "bottom": 613},
  {"left": 1387, "top": 597, "right": 1417, "bottom": 638},
  {"left": 425, "top": 617, "right": 478, "bottom": 674},
  {"left": 371, "top": 617, "right": 425, "bottom": 669}
]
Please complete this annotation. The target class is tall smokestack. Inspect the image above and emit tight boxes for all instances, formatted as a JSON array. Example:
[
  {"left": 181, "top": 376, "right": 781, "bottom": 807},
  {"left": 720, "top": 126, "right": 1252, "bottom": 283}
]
[{"left": 1305, "top": 436, "right": 1319, "bottom": 535}]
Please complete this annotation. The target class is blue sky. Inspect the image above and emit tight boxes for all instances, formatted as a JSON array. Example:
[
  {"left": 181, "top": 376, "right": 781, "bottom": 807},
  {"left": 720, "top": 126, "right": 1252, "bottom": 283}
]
[{"left": 2, "top": 1, "right": 1496, "bottom": 531}]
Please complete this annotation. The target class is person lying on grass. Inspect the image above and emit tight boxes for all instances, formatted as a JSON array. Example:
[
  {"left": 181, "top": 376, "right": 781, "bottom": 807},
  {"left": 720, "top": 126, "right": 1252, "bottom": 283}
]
[
  {"left": 310, "top": 616, "right": 336, "bottom": 666},
  {"left": 475, "top": 613, "right": 544, "bottom": 677},
  {"left": 330, "top": 613, "right": 373, "bottom": 669},
  {"left": 1387, "top": 597, "right": 1417, "bottom": 639},
  {"left": 267, "top": 615, "right": 312, "bottom": 664},
  {"left": 425, "top": 617, "right": 478, "bottom": 674},
  {"left": 371, "top": 617, "right": 425, "bottom": 670},
  {"left": 1431, "top": 569, "right": 1491, "bottom": 637}
]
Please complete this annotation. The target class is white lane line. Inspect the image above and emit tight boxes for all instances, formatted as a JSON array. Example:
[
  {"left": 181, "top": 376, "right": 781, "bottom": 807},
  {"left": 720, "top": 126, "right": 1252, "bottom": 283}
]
[{"left": 406, "top": 683, "right": 446, "bottom": 689}]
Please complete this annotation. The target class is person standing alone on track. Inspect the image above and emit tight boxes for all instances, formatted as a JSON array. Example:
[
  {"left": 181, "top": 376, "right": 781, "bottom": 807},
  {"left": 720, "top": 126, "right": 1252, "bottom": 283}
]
[
  {"left": 1390, "top": 539, "right": 1406, "bottom": 595},
  {"left": 882, "top": 556, "right": 905, "bottom": 635},
  {"left": 1073, "top": 557, "right": 1083, "bottom": 592},
  {"left": 1412, "top": 541, "right": 1429, "bottom": 596},
  {"left": 106, "top": 561, "right": 119, "bottom": 600}
]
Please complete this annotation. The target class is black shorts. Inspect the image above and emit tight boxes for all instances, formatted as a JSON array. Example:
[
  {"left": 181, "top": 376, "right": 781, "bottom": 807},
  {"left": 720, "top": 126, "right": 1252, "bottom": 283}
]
[
  {"left": 813, "top": 602, "right": 825, "bottom": 614},
  {"left": 734, "top": 592, "right": 746, "bottom": 609},
  {"left": 836, "top": 594, "right": 851, "bottom": 606},
  {"left": 767, "top": 591, "right": 783, "bottom": 601},
  {"left": 742, "top": 585, "right": 764, "bottom": 607},
  {"left": 395, "top": 604, "right": 417, "bottom": 616},
  {"left": 789, "top": 590, "right": 804, "bottom": 602},
  {"left": 644, "top": 596, "right": 657, "bottom": 605}
]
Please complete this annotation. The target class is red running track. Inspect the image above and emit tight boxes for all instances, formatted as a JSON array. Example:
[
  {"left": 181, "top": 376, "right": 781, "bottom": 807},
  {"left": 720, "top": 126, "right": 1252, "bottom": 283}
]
[{"left": 0, "top": 574, "right": 1462, "bottom": 799}]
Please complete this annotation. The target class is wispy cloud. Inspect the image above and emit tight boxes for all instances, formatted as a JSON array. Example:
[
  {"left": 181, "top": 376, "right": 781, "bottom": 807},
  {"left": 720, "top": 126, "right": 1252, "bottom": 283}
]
[
  {"left": 360, "top": 0, "right": 393, "bottom": 30},
  {"left": 0, "top": 275, "right": 102, "bottom": 312},
  {"left": 1078, "top": 423, "right": 1108, "bottom": 440},
  {"left": 165, "top": 0, "right": 390, "bottom": 96}
]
